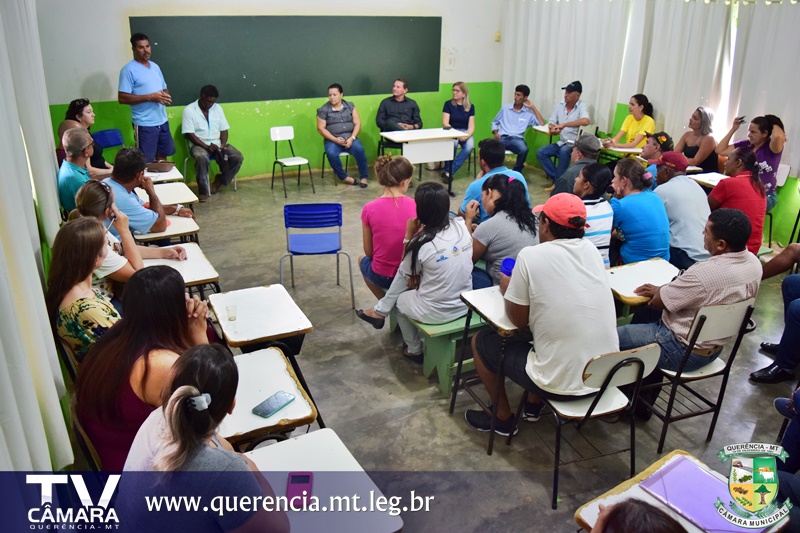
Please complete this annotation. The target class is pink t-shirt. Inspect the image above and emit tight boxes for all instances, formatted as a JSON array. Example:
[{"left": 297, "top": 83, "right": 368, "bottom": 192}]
[{"left": 361, "top": 196, "right": 417, "bottom": 278}]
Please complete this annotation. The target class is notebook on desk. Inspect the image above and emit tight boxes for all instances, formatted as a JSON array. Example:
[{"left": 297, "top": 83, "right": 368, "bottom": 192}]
[{"left": 640, "top": 455, "right": 766, "bottom": 533}]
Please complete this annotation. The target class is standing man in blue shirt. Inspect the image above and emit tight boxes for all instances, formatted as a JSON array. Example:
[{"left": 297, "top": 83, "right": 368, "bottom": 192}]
[
  {"left": 182, "top": 85, "right": 244, "bottom": 202},
  {"left": 491, "top": 84, "right": 544, "bottom": 172},
  {"left": 536, "top": 81, "right": 590, "bottom": 184},
  {"left": 118, "top": 33, "right": 175, "bottom": 163}
]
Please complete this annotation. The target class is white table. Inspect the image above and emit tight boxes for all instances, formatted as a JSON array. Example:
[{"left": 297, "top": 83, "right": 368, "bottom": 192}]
[
  {"left": 145, "top": 165, "right": 184, "bottom": 183},
  {"left": 208, "top": 285, "right": 313, "bottom": 348},
  {"left": 607, "top": 258, "right": 680, "bottom": 306},
  {"left": 208, "top": 285, "right": 323, "bottom": 428},
  {"left": 246, "top": 429, "right": 404, "bottom": 533},
  {"left": 133, "top": 215, "right": 200, "bottom": 244},
  {"left": 604, "top": 146, "right": 643, "bottom": 155},
  {"left": 136, "top": 182, "right": 199, "bottom": 205},
  {"left": 690, "top": 172, "right": 728, "bottom": 188},
  {"left": 141, "top": 242, "right": 219, "bottom": 296},
  {"left": 686, "top": 165, "right": 703, "bottom": 174},
  {"left": 219, "top": 348, "right": 317, "bottom": 449}
]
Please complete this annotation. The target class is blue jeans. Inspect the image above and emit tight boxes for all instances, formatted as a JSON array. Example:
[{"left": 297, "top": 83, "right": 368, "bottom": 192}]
[
  {"left": 446, "top": 137, "right": 474, "bottom": 177},
  {"left": 617, "top": 319, "right": 721, "bottom": 372},
  {"left": 471, "top": 266, "right": 493, "bottom": 289},
  {"left": 324, "top": 138, "right": 368, "bottom": 180},
  {"left": 768, "top": 191, "right": 778, "bottom": 212},
  {"left": 500, "top": 135, "right": 528, "bottom": 172},
  {"left": 536, "top": 142, "right": 573, "bottom": 181},
  {"left": 775, "top": 275, "right": 800, "bottom": 371}
]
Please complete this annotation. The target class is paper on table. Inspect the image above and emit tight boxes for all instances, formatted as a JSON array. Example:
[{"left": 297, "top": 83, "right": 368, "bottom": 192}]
[{"left": 641, "top": 455, "right": 766, "bottom": 533}]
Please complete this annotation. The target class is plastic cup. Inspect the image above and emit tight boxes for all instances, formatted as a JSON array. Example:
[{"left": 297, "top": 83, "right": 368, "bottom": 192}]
[
  {"left": 226, "top": 305, "right": 237, "bottom": 321},
  {"left": 500, "top": 258, "right": 516, "bottom": 277}
]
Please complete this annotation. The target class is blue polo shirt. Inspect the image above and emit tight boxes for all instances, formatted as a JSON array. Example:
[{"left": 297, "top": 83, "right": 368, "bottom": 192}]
[
  {"left": 610, "top": 190, "right": 670, "bottom": 264},
  {"left": 460, "top": 166, "right": 530, "bottom": 222},
  {"left": 119, "top": 60, "right": 168, "bottom": 127},
  {"left": 57, "top": 160, "right": 90, "bottom": 212},
  {"left": 104, "top": 177, "right": 158, "bottom": 236}
]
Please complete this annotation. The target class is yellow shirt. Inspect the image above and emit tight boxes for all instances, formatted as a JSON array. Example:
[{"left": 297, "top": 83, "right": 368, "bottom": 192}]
[{"left": 620, "top": 115, "right": 656, "bottom": 148}]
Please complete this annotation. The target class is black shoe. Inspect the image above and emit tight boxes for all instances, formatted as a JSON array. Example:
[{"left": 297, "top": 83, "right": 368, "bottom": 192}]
[
  {"left": 750, "top": 363, "right": 795, "bottom": 384},
  {"left": 521, "top": 401, "right": 544, "bottom": 422},
  {"left": 464, "top": 409, "right": 518, "bottom": 436},
  {"left": 761, "top": 342, "right": 780, "bottom": 356},
  {"left": 355, "top": 309, "right": 385, "bottom": 329}
]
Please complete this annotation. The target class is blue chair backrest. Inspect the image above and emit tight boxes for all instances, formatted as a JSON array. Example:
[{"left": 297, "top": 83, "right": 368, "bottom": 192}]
[
  {"left": 92, "top": 129, "right": 124, "bottom": 149},
  {"left": 284, "top": 203, "right": 343, "bottom": 229}
]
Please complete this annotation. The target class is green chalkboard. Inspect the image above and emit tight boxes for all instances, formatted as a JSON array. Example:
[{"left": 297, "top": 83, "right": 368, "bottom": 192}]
[{"left": 129, "top": 16, "right": 442, "bottom": 106}]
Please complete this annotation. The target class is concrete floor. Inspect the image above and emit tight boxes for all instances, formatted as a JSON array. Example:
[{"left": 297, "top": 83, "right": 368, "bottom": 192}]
[{"left": 186, "top": 163, "right": 791, "bottom": 531}]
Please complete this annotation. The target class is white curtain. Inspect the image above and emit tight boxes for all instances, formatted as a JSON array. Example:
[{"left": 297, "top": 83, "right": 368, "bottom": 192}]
[
  {"left": 728, "top": 2, "right": 800, "bottom": 171},
  {"left": 501, "top": 0, "right": 632, "bottom": 133},
  {"left": 640, "top": 0, "right": 731, "bottom": 138},
  {"left": 0, "top": 0, "right": 73, "bottom": 471}
]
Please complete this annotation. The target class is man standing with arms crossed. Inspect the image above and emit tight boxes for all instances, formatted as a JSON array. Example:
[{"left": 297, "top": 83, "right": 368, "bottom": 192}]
[{"left": 118, "top": 33, "right": 175, "bottom": 163}]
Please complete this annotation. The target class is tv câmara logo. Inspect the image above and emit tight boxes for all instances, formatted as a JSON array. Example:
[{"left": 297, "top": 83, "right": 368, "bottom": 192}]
[
  {"left": 26, "top": 474, "right": 120, "bottom": 528},
  {"left": 716, "top": 443, "right": 792, "bottom": 528}
]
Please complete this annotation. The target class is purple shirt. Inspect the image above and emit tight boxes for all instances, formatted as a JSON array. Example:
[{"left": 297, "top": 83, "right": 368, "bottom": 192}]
[{"left": 734, "top": 139, "right": 782, "bottom": 193}]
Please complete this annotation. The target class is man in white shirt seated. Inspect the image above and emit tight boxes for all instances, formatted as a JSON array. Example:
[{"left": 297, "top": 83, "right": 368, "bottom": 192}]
[
  {"left": 465, "top": 194, "right": 619, "bottom": 435},
  {"left": 650, "top": 151, "right": 711, "bottom": 269},
  {"left": 182, "top": 85, "right": 244, "bottom": 201},
  {"left": 536, "top": 80, "right": 590, "bottom": 183}
]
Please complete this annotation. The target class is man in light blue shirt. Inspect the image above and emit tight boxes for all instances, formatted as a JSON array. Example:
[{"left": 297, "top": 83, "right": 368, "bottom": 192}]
[
  {"left": 104, "top": 147, "right": 194, "bottom": 237},
  {"left": 491, "top": 84, "right": 544, "bottom": 172},
  {"left": 458, "top": 138, "right": 530, "bottom": 223},
  {"left": 57, "top": 128, "right": 93, "bottom": 212},
  {"left": 536, "top": 81, "right": 590, "bottom": 183},
  {"left": 182, "top": 85, "right": 244, "bottom": 201},
  {"left": 118, "top": 33, "right": 175, "bottom": 163}
]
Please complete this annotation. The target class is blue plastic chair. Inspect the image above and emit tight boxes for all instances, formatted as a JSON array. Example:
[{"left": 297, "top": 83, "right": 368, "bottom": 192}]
[
  {"left": 279, "top": 203, "right": 354, "bottom": 309},
  {"left": 92, "top": 129, "right": 124, "bottom": 149}
]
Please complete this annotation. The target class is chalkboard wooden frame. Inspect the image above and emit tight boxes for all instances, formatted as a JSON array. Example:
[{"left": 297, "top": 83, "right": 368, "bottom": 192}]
[{"left": 130, "top": 16, "right": 442, "bottom": 105}]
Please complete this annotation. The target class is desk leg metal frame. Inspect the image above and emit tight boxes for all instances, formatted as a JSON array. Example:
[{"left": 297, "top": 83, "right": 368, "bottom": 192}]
[{"left": 447, "top": 308, "right": 506, "bottom": 455}]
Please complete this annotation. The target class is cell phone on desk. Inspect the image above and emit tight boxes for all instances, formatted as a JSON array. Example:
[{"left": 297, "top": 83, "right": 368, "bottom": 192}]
[
  {"left": 252, "top": 390, "right": 295, "bottom": 418},
  {"left": 286, "top": 472, "right": 313, "bottom": 505}
]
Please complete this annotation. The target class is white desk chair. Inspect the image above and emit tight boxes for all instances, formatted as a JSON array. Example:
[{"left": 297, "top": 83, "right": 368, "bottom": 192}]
[
  {"left": 270, "top": 126, "right": 314, "bottom": 199},
  {"left": 638, "top": 299, "right": 756, "bottom": 454},
  {"left": 508, "top": 344, "right": 660, "bottom": 509}
]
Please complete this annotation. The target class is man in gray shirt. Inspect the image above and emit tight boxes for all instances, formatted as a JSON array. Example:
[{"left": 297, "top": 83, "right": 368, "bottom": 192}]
[{"left": 550, "top": 134, "right": 602, "bottom": 196}]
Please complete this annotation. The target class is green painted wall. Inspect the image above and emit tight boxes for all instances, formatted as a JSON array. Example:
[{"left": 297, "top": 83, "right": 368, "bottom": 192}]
[
  {"left": 50, "top": 90, "right": 799, "bottom": 246},
  {"left": 50, "top": 82, "right": 502, "bottom": 179}
]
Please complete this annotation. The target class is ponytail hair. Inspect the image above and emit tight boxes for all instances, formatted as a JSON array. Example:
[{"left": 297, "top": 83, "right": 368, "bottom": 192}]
[
  {"left": 404, "top": 182, "right": 452, "bottom": 279},
  {"left": 482, "top": 175, "right": 537, "bottom": 236},
  {"left": 632, "top": 94, "right": 654, "bottom": 117},
  {"left": 153, "top": 344, "right": 238, "bottom": 472},
  {"left": 616, "top": 158, "right": 652, "bottom": 190},
  {"left": 731, "top": 147, "right": 765, "bottom": 197},
  {"left": 374, "top": 155, "right": 414, "bottom": 188}
]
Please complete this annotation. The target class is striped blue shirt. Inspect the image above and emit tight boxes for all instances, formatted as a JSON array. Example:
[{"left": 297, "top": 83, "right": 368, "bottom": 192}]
[{"left": 583, "top": 197, "right": 613, "bottom": 267}]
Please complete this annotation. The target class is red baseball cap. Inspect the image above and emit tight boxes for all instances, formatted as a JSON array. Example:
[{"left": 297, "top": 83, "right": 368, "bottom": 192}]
[
  {"left": 532, "top": 193, "right": 588, "bottom": 229},
  {"left": 648, "top": 151, "right": 689, "bottom": 172}
]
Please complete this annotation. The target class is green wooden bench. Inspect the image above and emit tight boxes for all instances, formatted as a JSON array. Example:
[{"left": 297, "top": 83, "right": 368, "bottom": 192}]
[{"left": 409, "top": 314, "right": 486, "bottom": 395}]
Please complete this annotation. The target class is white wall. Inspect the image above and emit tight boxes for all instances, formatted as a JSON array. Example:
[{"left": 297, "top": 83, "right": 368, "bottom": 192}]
[{"left": 36, "top": 0, "right": 503, "bottom": 105}]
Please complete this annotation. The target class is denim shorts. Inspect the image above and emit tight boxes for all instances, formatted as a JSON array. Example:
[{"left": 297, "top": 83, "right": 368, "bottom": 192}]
[
  {"left": 359, "top": 256, "right": 394, "bottom": 290},
  {"left": 135, "top": 121, "right": 176, "bottom": 162}
]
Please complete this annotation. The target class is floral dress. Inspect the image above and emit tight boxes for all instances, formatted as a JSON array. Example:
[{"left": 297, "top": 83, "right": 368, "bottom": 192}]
[{"left": 56, "top": 290, "right": 120, "bottom": 362}]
